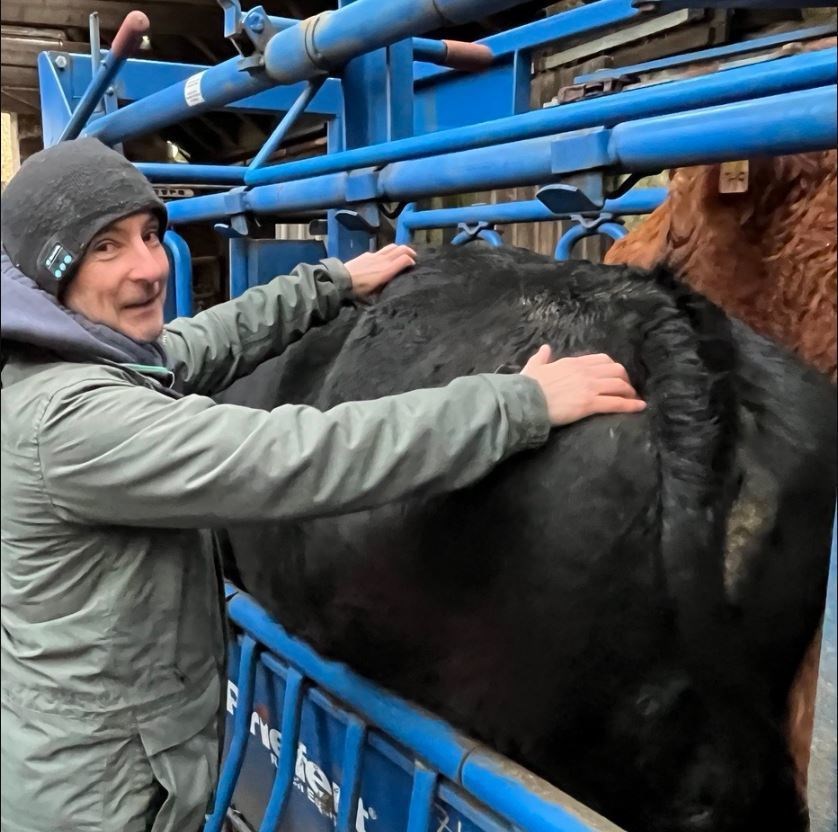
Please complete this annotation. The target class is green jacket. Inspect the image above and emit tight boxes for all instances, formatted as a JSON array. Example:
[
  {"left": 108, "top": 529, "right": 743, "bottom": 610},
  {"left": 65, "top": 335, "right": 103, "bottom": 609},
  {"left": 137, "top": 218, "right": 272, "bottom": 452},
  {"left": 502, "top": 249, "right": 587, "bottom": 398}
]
[{"left": 0, "top": 258, "right": 550, "bottom": 832}]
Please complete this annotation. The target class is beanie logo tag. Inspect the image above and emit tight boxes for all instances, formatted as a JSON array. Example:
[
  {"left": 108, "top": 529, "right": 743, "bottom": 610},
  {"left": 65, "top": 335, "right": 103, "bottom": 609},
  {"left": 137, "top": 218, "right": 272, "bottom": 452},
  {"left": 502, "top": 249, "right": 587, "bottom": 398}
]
[{"left": 43, "top": 243, "right": 75, "bottom": 280}]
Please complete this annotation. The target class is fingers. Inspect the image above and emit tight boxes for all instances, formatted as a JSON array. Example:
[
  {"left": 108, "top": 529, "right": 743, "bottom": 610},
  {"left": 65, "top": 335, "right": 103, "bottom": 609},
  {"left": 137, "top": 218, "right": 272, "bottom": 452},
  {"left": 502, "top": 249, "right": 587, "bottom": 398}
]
[
  {"left": 522, "top": 344, "right": 552, "bottom": 372},
  {"left": 377, "top": 244, "right": 417, "bottom": 259},
  {"left": 383, "top": 253, "right": 417, "bottom": 279},
  {"left": 593, "top": 377, "right": 640, "bottom": 399},
  {"left": 592, "top": 396, "right": 647, "bottom": 414}
]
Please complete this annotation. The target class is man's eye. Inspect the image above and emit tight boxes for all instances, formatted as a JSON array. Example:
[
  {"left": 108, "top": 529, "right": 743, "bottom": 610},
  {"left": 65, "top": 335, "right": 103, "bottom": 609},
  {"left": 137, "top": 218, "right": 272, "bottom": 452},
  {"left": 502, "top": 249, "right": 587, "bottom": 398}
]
[
  {"left": 94, "top": 240, "right": 117, "bottom": 253},
  {"left": 144, "top": 230, "right": 161, "bottom": 244}
]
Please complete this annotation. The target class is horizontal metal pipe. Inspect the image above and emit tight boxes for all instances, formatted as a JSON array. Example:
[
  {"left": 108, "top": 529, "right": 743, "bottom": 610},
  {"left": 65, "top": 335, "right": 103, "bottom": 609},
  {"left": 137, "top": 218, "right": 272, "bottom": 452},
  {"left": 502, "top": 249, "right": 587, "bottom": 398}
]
[
  {"left": 401, "top": 188, "right": 667, "bottom": 229},
  {"left": 85, "top": 0, "right": 526, "bottom": 146},
  {"left": 136, "top": 163, "right": 246, "bottom": 185},
  {"left": 245, "top": 48, "right": 836, "bottom": 187},
  {"left": 84, "top": 52, "right": 278, "bottom": 145},
  {"left": 610, "top": 84, "right": 837, "bottom": 168},
  {"left": 412, "top": 37, "right": 494, "bottom": 71},
  {"left": 261, "top": 0, "right": 530, "bottom": 83},
  {"left": 168, "top": 86, "right": 836, "bottom": 225}
]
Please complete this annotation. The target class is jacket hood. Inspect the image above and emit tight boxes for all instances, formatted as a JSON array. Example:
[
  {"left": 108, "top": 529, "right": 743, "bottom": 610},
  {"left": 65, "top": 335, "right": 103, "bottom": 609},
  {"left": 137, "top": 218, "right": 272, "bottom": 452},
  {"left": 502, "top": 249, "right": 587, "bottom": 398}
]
[{"left": 1, "top": 253, "right": 167, "bottom": 368}]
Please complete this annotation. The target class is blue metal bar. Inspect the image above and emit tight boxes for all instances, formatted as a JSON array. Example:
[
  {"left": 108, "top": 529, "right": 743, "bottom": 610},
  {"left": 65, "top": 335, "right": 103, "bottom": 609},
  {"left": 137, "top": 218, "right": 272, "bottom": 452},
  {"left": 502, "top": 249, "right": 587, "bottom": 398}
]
[
  {"left": 609, "top": 85, "right": 837, "bottom": 170},
  {"left": 162, "top": 230, "right": 193, "bottom": 318},
  {"left": 451, "top": 228, "right": 504, "bottom": 246},
  {"left": 82, "top": 0, "right": 526, "bottom": 146},
  {"left": 205, "top": 635, "right": 258, "bottom": 832},
  {"left": 400, "top": 189, "right": 667, "bottom": 230},
  {"left": 136, "top": 163, "right": 246, "bottom": 185},
  {"left": 228, "top": 237, "right": 249, "bottom": 299},
  {"left": 224, "top": 585, "right": 620, "bottom": 832},
  {"left": 261, "top": 0, "right": 531, "bottom": 84},
  {"left": 249, "top": 76, "right": 327, "bottom": 172},
  {"left": 257, "top": 664, "right": 305, "bottom": 832},
  {"left": 58, "top": 52, "right": 128, "bottom": 141},
  {"left": 413, "top": 0, "right": 645, "bottom": 82},
  {"left": 167, "top": 83, "right": 834, "bottom": 227},
  {"left": 406, "top": 767, "right": 439, "bottom": 832},
  {"left": 461, "top": 748, "right": 608, "bottom": 832},
  {"left": 378, "top": 85, "right": 837, "bottom": 201},
  {"left": 59, "top": 11, "right": 148, "bottom": 141},
  {"left": 555, "top": 221, "right": 627, "bottom": 260},
  {"left": 334, "top": 717, "right": 367, "bottom": 832},
  {"left": 245, "top": 48, "right": 836, "bottom": 186},
  {"left": 412, "top": 37, "right": 450, "bottom": 64},
  {"left": 574, "top": 23, "right": 837, "bottom": 83},
  {"left": 56, "top": 54, "right": 343, "bottom": 117}
]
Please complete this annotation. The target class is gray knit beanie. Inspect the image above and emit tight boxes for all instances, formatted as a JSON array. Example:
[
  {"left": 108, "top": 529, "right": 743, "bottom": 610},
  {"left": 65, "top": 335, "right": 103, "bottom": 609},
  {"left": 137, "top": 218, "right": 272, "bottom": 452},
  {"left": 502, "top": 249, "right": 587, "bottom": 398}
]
[{"left": 1, "top": 137, "right": 167, "bottom": 296}]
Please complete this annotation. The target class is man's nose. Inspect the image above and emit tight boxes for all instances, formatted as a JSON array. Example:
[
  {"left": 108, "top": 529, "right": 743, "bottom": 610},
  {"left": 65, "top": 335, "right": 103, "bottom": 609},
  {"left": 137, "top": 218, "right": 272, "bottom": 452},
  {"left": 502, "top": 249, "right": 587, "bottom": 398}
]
[{"left": 126, "top": 237, "right": 168, "bottom": 282}]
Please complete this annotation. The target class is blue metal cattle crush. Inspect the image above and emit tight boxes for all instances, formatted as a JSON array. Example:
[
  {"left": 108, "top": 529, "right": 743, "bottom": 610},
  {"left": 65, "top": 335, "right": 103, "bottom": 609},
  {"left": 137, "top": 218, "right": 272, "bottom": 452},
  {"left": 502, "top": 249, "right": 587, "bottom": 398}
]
[{"left": 34, "top": 0, "right": 838, "bottom": 829}]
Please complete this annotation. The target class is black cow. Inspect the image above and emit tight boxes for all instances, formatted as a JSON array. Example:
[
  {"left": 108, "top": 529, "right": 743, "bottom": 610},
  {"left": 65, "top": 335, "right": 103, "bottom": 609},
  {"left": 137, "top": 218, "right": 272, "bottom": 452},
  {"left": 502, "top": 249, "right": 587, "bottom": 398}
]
[{"left": 216, "top": 245, "right": 836, "bottom": 832}]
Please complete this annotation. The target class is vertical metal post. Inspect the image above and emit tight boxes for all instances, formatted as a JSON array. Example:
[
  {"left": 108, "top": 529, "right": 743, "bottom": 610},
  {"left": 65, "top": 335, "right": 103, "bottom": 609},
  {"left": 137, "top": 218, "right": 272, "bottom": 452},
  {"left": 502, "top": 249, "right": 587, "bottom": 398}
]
[
  {"left": 808, "top": 510, "right": 837, "bottom": 832},
  {"left": 163, "top": 230, "right": 193, "bottom": 318}
]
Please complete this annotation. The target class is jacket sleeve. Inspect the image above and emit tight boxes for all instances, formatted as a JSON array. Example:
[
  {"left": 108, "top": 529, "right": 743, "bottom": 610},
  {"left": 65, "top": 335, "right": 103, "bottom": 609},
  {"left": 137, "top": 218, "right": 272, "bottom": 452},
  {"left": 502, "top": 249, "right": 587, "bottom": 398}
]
[
  {"left": 161, "top": 258, "right": 354, "bottom": 397},
  {"left": 37, "top": 372, "right": 551, "bottom": 528}
]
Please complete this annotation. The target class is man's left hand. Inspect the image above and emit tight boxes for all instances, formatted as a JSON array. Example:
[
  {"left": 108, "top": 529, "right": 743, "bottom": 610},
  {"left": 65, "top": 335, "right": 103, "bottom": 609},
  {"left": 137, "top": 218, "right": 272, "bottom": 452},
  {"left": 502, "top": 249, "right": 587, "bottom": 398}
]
[{"left": 344, "top": 244, "right": 417, "bottom": 298}]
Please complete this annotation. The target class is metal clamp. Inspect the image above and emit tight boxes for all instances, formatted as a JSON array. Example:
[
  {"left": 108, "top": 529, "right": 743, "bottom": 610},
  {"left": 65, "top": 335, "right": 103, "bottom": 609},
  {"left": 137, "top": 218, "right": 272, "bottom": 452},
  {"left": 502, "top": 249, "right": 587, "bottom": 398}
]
[{"left": 451, "top": 220, "right": 504, "bottom": 248}]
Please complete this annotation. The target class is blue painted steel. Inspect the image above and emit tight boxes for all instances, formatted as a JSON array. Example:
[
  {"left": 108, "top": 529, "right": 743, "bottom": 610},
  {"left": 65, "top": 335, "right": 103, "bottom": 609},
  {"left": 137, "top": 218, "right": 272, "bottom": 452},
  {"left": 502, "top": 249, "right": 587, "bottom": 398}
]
[
  {"left": 412, "top": 37, "right": 452, "bottom": 65},
  {"left": 228, "top": 237, "right": 249, "bottom": 300},
  {"left": 573, "top": 23, "right": 837, "bottom": 83},
  {"left": 206, "top": 635, "right": 258, "bottom": 832},
  {"left": 162, "top": 230, "right": 193, "bottom": 319},
  {"left": 37, "top": 53, "right": 73, "bottom": 147},
  {"left": 167, "top": 82, "right": 835, "bottom": 226},
  {"left": 82, "top": 53, "right": 285, "bottom": 146},
  {"left": 261, "top": 0, "right": 529, "bottom": 84},
  {"left": 406, "top": 767, "right": 438, "bottom": 832},
  {"left": 257, "top": 665, "right": 305, "bottom": 832},
  {"left": 461, "top": 751, "right": 601, "bottom": 832},
  {"left": 81, "top": 0, "right": 524, "bottom": 146},
  {"left": 223, "top": 586, "right": 622, "bottom": 831},
  {"left": 413, "top": 0, "right": 645, "bottom": 82},
  {"left": 59, "top": 49, "right": 128, "bottom": 141},
  {"left": 334, "top": 717, "right": 367, "bottom": 832},
  {"left": 610, "top": 85, "right": 836, "bottom": 169},
  {"left": 452, "top": 227, "right": 505, "bottom": 246},
  {"left": 808, "top": 510, "right": 837, "bottom": 832},
  {"left": 137, "top": 163, "right": 247, "bottom": 185},
  {"left": 245, "top": 48, "right": 837, "bottom": 186},
  {"left": 554, "top": 221, "right": 627, "bottom": 260},
  {"left": 55, "top": 53, "right": 343, "bottom": 116},
  {"left": 398, "top": 189, "right": 666, "bottom": 231},
  {"left": 249, "top": 76, "right": 327, "bottom": 172}
]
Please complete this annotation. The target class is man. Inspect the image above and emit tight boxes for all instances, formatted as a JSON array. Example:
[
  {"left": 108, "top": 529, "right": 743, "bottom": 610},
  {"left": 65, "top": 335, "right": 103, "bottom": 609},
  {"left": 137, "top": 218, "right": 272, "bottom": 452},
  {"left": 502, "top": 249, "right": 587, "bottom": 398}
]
[{"left": 0, "top": 138, "right": 645, "bottom": 832}]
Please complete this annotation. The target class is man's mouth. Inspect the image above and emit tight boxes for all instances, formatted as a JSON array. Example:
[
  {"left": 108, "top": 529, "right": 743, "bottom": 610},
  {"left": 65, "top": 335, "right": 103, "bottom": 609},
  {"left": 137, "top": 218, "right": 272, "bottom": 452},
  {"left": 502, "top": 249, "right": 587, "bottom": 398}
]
[{"left": 124, "top": 292, "right": 161, "bottom": 311}]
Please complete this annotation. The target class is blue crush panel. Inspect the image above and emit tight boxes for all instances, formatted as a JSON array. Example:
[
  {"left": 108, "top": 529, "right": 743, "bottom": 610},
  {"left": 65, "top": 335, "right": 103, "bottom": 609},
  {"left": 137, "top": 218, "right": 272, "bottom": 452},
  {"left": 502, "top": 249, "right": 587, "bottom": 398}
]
[{"left": 219, "top": 586, "right": 625, "bottom": 831}]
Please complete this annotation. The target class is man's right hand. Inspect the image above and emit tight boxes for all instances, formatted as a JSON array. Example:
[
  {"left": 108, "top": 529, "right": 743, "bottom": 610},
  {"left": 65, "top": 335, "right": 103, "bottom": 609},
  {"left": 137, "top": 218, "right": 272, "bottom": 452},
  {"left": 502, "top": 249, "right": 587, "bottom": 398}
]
[{"left": 521, "top": 346, "right": 646, "bottom": 426}]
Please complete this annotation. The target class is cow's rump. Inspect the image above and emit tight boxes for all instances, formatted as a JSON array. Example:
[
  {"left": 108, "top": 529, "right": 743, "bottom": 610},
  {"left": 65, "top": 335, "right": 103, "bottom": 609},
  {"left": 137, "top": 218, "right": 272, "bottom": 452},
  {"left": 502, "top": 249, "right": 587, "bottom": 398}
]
[{"left": 216, "top": 246, "right": 836, "bottom": 832}]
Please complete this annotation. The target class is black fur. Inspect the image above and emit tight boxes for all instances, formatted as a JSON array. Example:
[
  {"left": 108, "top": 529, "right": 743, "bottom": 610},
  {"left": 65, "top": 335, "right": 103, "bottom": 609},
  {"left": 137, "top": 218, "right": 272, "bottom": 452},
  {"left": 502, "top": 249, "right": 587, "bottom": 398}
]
[{"left": 216, "top": 245, "right": 836, "bottom": 832}]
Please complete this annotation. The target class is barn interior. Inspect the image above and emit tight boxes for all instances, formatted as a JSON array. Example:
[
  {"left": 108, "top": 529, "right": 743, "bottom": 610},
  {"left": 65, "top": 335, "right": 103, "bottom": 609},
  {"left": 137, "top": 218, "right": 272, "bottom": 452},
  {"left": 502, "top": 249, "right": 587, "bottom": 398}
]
[{"left": 0, "top": 1, "right": 836, "bottom": 830}]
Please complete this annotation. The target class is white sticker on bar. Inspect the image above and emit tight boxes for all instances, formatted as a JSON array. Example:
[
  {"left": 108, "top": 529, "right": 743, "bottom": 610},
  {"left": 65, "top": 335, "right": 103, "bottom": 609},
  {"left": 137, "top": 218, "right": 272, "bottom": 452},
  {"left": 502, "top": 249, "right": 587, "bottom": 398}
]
[{"left": 184, "top": 72, "right": 205, "bottom": 107}]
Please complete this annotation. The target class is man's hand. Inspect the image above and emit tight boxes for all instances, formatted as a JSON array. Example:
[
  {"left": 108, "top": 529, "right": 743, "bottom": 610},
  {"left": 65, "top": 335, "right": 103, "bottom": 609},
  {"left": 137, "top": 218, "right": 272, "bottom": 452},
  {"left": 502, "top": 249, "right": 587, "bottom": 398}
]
[
  {"left": 521, "top": 346, "right": 646, "bottom": 426},
  {"left": 345, "top": 244, "right": 417, "bottom": 298}
]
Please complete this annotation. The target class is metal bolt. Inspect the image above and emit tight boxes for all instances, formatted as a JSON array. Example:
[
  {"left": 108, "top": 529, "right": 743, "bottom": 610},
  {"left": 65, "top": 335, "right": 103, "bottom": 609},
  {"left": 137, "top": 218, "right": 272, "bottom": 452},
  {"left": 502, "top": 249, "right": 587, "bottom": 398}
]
[
  {"left": 246, "top": 11, "right": 265, "bottom": 33},
  {"left": 54, "top": 55, "right": 69, "bottom": 70}
]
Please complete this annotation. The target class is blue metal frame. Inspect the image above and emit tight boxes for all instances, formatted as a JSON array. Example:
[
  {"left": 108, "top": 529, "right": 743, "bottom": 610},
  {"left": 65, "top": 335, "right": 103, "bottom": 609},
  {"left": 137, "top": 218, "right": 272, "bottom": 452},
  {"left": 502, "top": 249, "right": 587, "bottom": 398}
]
[{"left": 216, "top": 585, "right": 624, "bottom": 832}]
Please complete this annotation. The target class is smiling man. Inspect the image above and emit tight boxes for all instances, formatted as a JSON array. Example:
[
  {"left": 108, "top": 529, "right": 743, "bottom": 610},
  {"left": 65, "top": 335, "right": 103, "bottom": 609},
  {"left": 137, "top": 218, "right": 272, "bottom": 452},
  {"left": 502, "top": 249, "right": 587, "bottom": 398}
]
[{"left": 0, "top": 138, "right": 643, "bottom": 832}]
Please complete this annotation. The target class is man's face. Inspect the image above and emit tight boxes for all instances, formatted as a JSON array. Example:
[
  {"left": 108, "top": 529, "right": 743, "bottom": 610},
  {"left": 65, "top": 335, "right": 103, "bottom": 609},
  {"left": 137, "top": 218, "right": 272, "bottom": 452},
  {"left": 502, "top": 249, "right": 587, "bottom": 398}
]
[{"left": 64, "top": 211, "right": 170, "bottom": 342}]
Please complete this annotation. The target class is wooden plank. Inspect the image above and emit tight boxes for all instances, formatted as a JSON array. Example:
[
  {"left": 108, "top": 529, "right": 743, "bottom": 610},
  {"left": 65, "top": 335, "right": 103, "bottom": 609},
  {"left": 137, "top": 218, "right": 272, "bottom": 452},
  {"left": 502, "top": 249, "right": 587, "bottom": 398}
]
[
  {"left": 0, "top": 1, "right": 225, "bottom": 39},
  {"left": 1, "top": 36, "right": 89, "bottom": 68},
  {"left": 0, "top": 88, "right": 41, "bottom": 113},
  {"left": 1, "top": 65, "right": 38, "bottom": 88}
]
